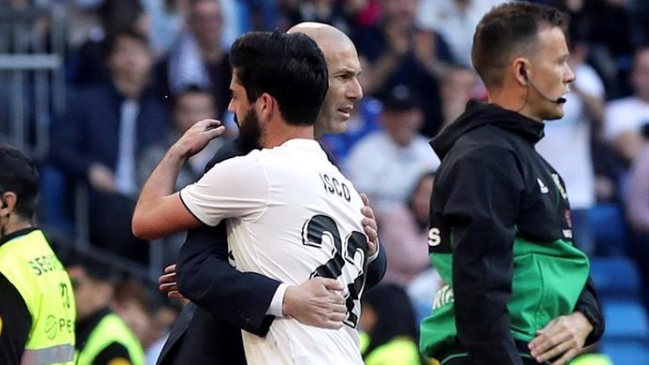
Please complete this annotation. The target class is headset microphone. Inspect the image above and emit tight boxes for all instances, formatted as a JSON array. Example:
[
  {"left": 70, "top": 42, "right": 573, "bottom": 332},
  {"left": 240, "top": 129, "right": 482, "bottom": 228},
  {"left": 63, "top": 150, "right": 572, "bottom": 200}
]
[{"left": 521, "top": 68, "right": 566, "bottom": 104}]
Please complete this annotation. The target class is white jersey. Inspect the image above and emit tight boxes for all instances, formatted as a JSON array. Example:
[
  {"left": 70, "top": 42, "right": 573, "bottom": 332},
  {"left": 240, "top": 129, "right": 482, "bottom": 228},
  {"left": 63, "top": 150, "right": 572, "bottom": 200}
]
[{"left": 180, "top": 139, "right": 367, "bottom": 365}]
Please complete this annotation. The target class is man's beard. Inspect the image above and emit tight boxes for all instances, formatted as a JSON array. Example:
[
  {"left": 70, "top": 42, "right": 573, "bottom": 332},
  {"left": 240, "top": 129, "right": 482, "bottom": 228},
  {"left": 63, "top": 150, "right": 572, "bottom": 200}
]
[{"left": 236, "top": 108, "right": 262, "bottom": 154}]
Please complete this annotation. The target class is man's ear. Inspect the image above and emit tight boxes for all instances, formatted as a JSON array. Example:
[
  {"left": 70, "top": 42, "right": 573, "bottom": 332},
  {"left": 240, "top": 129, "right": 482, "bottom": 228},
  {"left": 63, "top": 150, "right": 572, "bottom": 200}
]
[
  {"left": 512, "top": 57, "right": 530, "bottom": 86},
  {"left": 0, "top": 192, "right": 16, "bottom": 216},
  {"left": 258, "top": 93, "right": 276, "bottom": 122}
]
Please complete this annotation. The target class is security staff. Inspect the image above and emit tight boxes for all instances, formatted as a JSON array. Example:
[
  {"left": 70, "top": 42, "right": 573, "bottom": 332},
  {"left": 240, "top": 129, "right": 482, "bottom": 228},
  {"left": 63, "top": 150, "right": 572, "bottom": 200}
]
[
  {"left": 67, "top": 254, "right": 145, "bottom": 365},
  {"left": 0, "top": 144, "right": 76, "bottom": 365}
]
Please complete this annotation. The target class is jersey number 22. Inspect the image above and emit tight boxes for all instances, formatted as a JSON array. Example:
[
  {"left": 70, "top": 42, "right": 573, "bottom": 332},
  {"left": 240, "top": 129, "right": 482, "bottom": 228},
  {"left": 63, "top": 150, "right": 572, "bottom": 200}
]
[{"left": 301, "top": 214, "right": 368, "bottom": 328}]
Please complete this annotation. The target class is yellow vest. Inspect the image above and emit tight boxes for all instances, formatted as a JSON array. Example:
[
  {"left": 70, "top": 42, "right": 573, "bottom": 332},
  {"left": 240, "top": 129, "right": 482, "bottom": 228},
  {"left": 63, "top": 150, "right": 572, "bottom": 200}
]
[
  {"left": 0, "top": 229, "right": 76, "bottom": 365},
  {"left": 361, "top": 332, "right": 426, "bottom": 365},
  {"left": 75, "top": 313, "right": 145, "bottom": 365},
  {"left": 571, "top": 353, "right": 614, "bottom": 365}
]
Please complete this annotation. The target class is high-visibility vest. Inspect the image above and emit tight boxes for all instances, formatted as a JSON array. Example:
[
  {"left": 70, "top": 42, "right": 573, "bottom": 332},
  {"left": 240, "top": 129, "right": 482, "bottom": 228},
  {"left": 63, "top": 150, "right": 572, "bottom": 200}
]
[
  {"left": 75, "top": 312, "right": 145, "bottom": 365},
  {"left": 0, "top": 229, "right": 76, "bottom": 365}
]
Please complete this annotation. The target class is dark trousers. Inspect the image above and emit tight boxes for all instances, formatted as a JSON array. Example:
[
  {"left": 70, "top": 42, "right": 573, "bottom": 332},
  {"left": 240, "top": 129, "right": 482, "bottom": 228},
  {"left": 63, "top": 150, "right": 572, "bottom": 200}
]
[
  {"left": 630, "top": 231, "right": 649, "bottom": 313},
  {"left": 90, "top": 191, "right": 149, "bottom": 264}
]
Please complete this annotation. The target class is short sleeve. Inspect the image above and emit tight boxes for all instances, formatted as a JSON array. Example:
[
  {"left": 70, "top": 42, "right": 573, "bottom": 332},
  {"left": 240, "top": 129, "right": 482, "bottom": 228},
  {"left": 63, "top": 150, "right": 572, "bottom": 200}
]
[{"left": 179, "top": 153, "right": 270, "bottom": 226}]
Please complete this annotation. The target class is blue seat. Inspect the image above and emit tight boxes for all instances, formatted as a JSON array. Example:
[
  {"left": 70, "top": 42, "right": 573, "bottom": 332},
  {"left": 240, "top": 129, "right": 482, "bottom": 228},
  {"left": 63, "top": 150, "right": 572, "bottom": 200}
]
[
  {"left": 602, "top": 300, "right": 649, "bottom": 342},
  {"left": 601, "top": 342, "right": 649, "bottom": 365},
  {"left": 590, "top": 257, "right": 641, "bottom": 301},
  {"left": 589, "top": 203, "right": 628, "bottom": 256}
]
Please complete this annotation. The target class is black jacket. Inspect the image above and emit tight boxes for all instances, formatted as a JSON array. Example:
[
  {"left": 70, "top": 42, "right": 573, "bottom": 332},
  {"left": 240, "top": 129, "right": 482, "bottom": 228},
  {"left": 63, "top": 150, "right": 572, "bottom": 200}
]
[{"left": 420, "top": 101, "right": 604, "bottom": 365}]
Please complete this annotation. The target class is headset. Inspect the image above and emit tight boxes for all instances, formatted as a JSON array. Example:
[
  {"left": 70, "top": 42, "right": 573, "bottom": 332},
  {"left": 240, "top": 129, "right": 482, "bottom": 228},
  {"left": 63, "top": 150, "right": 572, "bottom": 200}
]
[{"left": 520, "top": 67, "right": 566, "bottom": 104}]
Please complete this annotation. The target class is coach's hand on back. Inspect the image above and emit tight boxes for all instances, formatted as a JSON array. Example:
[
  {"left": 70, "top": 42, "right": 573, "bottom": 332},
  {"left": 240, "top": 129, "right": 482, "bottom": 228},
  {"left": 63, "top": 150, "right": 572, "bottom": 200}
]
[
  {"left": 360, "top": 193, "right": 379, "bottom": 256},
  {"left": 170, "top": 119, "right": 226, "bottom": 161},
  {"left": 282, "top": 277, "right": 347, "bottom": 329}
]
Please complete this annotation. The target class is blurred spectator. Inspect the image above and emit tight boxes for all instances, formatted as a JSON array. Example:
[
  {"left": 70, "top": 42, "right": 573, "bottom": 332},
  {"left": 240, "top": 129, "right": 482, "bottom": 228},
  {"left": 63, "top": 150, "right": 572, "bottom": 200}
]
[
  {"left": 49, "top": 29, "right": 169, "bottom": 263},
  {"left": 67, "top": 254, "right": 146, "bottom": 365},
  {"left": 439, "top": 66, "right": 480, "bottom": 129},
  {"left": 344, "top": 0, "right": 381, "bottom": 28},
  {"left": 112, "top": 278, "right": 162, "bottom": 364},
  {"left": 537, "top": 39, "right": 606, "bottom": 255},
  {"left": 155, "top": 0, "right": 232, "bottom": 119},
  {"left": 416, "top": 0, "right": 507, "bottom": 67},
  {"left": 137, "top": 86, "right": 228, "bottom": 265},
  {"left": 143, "top": 0, "right": 248, "bottom": 58},
  {"left": 67, "top": 0, "right": 149, "bottom": 86},
  {"left": 627, "top": 145, "right": 649, "bottom": 233},
  {"left": 359, "top": 284, "right": 427, "bottom": 365},
  {"left": 137, "top": 86, "right": 225, "bottom": 193},
  {"left": 0, "top": 0, "right": 52, "bottom": 53},
  {"left": 351, "top": 0, "right": 455, "bottom": 137},
  {"left": 378, "top": 171, "right": 434, "bottom": 286},
  {"left": 344, "top": 84, "right": 440, "bottom": 214},
  {"left": 141, "top": 0, "right": 190, "bottom": 58},
  {"left": 243, "top": 0, "right": 281, "bottom": 32},
  {"left": 280, "top": 0, "right": 351, "bottom": 33},
  {"left": 630, "top": 0, "right": 649, "bottom": 47},
  {"left": 625, "top": 145, "right": 649, "bottom": 312},
  {"left": 144, "top": 297, "right": 184, "bottom": 365},
  {"left": 579, "top": 0, "right": 636, "bottom": 99},
  {"left": 603, "top": 45, "right": 649, "bottom": 164}
]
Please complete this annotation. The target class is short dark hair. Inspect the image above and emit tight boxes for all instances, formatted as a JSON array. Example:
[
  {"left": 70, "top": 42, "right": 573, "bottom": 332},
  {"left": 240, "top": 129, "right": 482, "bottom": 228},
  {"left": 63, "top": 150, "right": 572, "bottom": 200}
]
[
  {"left": 229, "top": 30, "right": 329, "bottom": 126},
  {"left": 361, "top": 284, "right": 420, "bottom": 359},
  {"left": 104, "top": 28, "right": 149, "bottom": 59},
  {"left": 173, "top": 84, "right": 213, "bottom": 106},
  {"left": 64, "top": 251, "right": 116, "bottom": 283},
  {"left": 0, "top": 145, "right": 39, "bottom": 219},
  {"left": 471, "top": 2, "right": 568, "bottom": 88}
]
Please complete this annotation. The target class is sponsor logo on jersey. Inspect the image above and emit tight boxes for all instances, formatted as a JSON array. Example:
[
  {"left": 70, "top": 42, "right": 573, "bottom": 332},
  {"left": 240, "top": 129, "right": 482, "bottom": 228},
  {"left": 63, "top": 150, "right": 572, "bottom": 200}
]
[
  {"left": 428, "top": 227, "right": 441, "bottom": 247},
  {"left": 563, "top": 229, "right": 573, "bottom": 239},
  {"left": 551, "top": 173, "right": 568, "bottom": 200},
  {"left": 433, "top": 285, "right": 454, "bottom": 309},
  {"left": 537, "top": 178, "right": 549, "bottom": 194},
  {"left": 45, "top": 315, "right": 57, "bottom": 339}
]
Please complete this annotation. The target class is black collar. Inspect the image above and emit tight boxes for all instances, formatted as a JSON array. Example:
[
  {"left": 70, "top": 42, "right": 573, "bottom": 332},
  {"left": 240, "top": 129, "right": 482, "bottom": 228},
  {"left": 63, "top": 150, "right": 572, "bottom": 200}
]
[
  {"left": 0, "top": 227, "right": 38, "bottom": 248},
  {"left": 76, "top": 308, "right": 112, "bottom": 350}
]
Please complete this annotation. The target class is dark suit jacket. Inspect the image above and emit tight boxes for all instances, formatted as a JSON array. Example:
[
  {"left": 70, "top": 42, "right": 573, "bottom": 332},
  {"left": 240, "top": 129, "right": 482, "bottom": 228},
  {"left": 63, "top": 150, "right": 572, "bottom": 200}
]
[
  {"left": 156, "top": 140, "right": 387, "bottom": 365},
  {"left": 49, "top": 82, "right": 170, "bottom": 181}
]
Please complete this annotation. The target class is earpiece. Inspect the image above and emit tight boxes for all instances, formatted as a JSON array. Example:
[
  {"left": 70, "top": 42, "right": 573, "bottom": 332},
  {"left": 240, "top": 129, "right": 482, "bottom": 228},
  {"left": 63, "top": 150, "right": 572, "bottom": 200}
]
[
  {"left": 520, "top": 67, "right": 528, "bottom": 81},
  {"left": 520, "top": 67, "right": 567, "bottom": 104},
  {"left": 1, "top": 200, "right": 6, "bottom": 209}
]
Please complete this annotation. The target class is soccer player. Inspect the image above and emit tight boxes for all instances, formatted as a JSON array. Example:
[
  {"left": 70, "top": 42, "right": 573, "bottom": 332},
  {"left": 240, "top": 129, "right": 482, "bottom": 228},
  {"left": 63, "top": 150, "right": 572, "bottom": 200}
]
[
  {"left": 133, "top": 30, "right": 368, "bottom": 364},
  {"left": 152, "top": 23, "right": 382, "bottom": 365}
]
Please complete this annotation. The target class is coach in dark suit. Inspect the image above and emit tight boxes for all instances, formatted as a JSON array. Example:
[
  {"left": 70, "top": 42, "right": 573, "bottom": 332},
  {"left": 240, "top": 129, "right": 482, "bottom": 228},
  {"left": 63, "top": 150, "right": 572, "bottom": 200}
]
[
  {"left": 151, "top": 23, "right": 386, "bottom": 365},
  {"left": 156, "top": 140, "right": 386, "bottom": 364}
]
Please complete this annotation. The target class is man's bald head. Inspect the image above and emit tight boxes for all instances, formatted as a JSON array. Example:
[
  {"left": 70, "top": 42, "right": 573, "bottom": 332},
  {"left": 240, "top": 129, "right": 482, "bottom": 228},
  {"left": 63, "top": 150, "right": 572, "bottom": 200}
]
[
  {"left": 287, "top": 22, "right": 363, "bottom": 136},
  {"left": 287, "top": 22, "right": 355, "bottom": 52}
]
